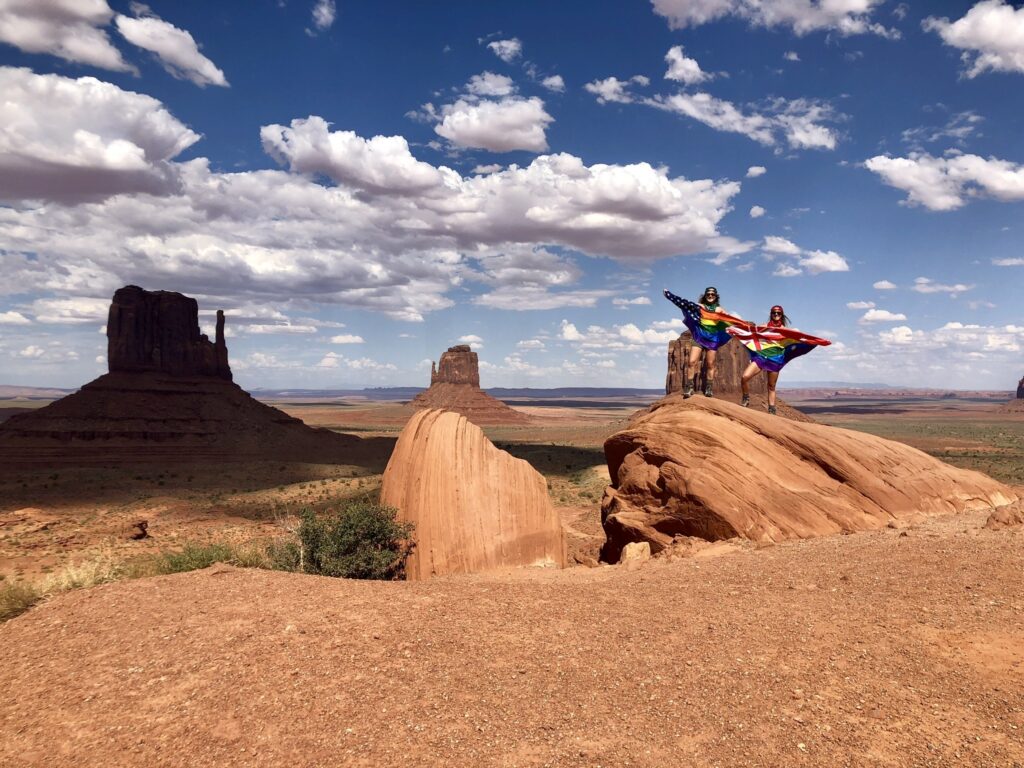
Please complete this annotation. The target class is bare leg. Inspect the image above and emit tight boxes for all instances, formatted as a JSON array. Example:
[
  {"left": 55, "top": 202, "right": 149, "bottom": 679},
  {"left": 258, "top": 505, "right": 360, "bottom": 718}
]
[
  {"left": 704, "top": 349, "right": 718, "bottom": 382},
  {"left": 740, "top": 361, "right": 760, "bottom": 396},
  {"left": 684, "top": 345, "right": 703, "bottom": 396},
  {"left": 767, "top": 371, "right": 779, "bottom": 407}
]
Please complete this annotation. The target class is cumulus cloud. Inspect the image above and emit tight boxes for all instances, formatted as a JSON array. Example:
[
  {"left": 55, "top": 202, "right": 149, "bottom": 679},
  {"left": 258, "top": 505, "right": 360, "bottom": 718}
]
[
  {"left": 0, "top": 0, "right": 133, "bottom": 71},
  {"left": 846, "top": 301, "right": 875, "bottom": 309},
  {"left": 466, "top": 71, "right": 516, "bottom": 97},
  {"left": 0, "top": 310, "right": 31, "bottom": 324},
  {"left": 873, "top": 279, "right": 897, "bottom": 290},
  {"left": 864, "top": 152, "right": 1024, "bottom": 210},
  {"left": 472, "top": 163, "right": 502, "bottom": 174},
  {"left": 560, "top": 320, "right": 583, "bottom": 341},
  {"left": 30, "top": 297, "right": 109, "bottom": 324},
  {"left": 516, "top": 338, "right": 545, "bottom": 350},
  {"left": 433, "top": 97, "right": 553, "bottom": 152},
  {"left": 311, "top": 0, "right": 336, "bottom": 31},
  {"left": 747, "top": 166, "right": 767, "bottom": 178},
  {"left": 800, "top": 249, "right": 849, "bottom": 274},
  {"left": 651, "top": 0, "right": 897, "bottom": 37},
  {"left": 912, "top": 277, "right": 973, "bottom": 296},
  {"left": 330, "top": 334, "right": 365, "bottom": 343},
  {"left": 763, "top": 235, "right": 801, "bottom": 255},
  {"left": 749, "top": 205, "right": 765, "bottom": 218},
  {"left": 540, "top": 75, "right": 565, "bottom": 92},
  {"left": 763, "top": 237, "right": 848, "bottom": 276},
  {"left": 784, "top": 51, "right": 801, "bottom": 62},
  {"left": 114, "top": 6, "right": 227, "bottom": 87},
  {"left": 664, "top": 44, "right": 710, "bottom": 84},
  {"left": 860, "top": 308, "right": 907, "bottom": 323},
  {"left": 646, "top": 92, "right": 839, "bottom": 150},
  {"left": 993, "top": 257, "right": 1024, "bottom": 266},
  {"left": 474, "top": 287, "right": 615, "bottom": 311},
  {"left": 924, "top": 1, "right": 1024, "bottom": 78},
  {"left": 17, "top": 344, "right": 45, "bottom": 358},
  {"left": 613, "top": 296, "right": 653, "bottom": 306},
  {"left": 0, "top": 67, "right": 200, "bottom": 204},
  {"left": 261, "top": 116, "right": 445, "bottom": 194},
  {"left": 486, "top": 38, "right": 521, "bottom": 62},
  {"left": 584, "top": 75, "right": 650, "bottom": 104}
]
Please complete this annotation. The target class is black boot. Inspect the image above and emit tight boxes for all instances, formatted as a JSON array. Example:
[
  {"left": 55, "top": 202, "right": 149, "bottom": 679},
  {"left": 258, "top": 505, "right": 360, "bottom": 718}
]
[
  {"left": 741, "top": 394, "right": 750, "bottom": 407},
  {"left": 704, "top": 381, "right": 713, "bottom": 398},
  {"left": 683, "top": 377, "right": 695, "bottom": 398}
]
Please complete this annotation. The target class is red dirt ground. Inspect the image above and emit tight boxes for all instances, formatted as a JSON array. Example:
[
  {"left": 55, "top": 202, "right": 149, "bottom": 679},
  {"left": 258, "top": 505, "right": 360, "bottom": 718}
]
[{"left": 1, "top": 509, "right": 1022, "bottom": 768}]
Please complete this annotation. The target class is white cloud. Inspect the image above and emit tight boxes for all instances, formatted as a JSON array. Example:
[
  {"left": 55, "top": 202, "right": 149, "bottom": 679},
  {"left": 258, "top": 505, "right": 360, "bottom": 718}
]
[
  {"left": 0, "top": 0, "right": 133, "bottom": 71},
  {"left": 244, "top": 323, "right": 317, "bottom": 334},
  {"left": 458, "top": 334, "right": 483, "bottom": 343},
  {"left": 17, "top": 345, "right": 45, "bottom": 358},
  {"left": 749, "top": 205, "right": 765, "bottom": 218},
  {"left": 912, "top": 277, "right": 973, "bottom": 296},
  {"left": 773, "top": 263, "right": 802, "bottom": 277},
  {"left": 746, "top": 165, "right": 767, "bottom": 178},
  {"left": 30, "top": 297, "right": 110, "bottom": 324},
  {"left": 560, "top": 320, "right": 583, "bottom": 341},
  {"left": 311, "top": 0, "right": 336, "bottom": 31},
  {"left": 472, "top": 163, "right": 503, "bottom": 174},
  {"left": 0, "top": 67, "right": 200, "bottom": 204},
  {"left": 115, "top": 7, "right": 228, "bottom": 88},
  {"left": 763, "top": 235, "right": 801, "bottom": 255},
  {"left": 486, "top": 38, "right": 521, "bottom": 62},
  {"left": 618, "top": 323, "right": 679, "bottom": 344},
  {"left": 474, "top": 287, "right": 615, "bottom": 311},
  {"left": 318, "top": 352, "right": 396, "bottom": 372},
  {"left": 516, "top": 338, "right": 545, "bottom": 349},
  {"left": 664, "top": 44, "right": 711, "bottom": 84},
  {"left": 873, "top": 279, "right": 897, "bottom": 290},
  {"left": 330, "top": 334, "right": 365, "bottom": 343},
  {"left": 784, "top": 51, "right": 801, "bottom": 62},
  {"left": 466, "top": 71, "right": 516, "bottom": 97},
  {"left": 647, "top": 92, "right": 838, "bottom": 150},
  {"left": 993, "top": 257, "right": 1024, "bottom": 266},
  {"left": 864, "top": 152, "right": 1024, "bottom": 211},
  {"left": 800, "top": 249, "right": 849, "bottom": 274},
  {"left": 261, "top": 116, "right": 444, "bottom": 194},
  {"left": 846, "top": 301, "right": 875, "bottom": 309},
  {"left": 583, "top": 75, "right": 650, "bottom": 104},
  {"left": 540, "top": 75, "right": 565, "bottom": 93},
  {"left": 434, "top": 97, "right": 553, "bottom": 153},
  {"left": 652, "top": 0, "right": 896, "bottom": 37},
  {"left": 924, "top": 1, "right": 1024, "bottom": 78},
  {"left": 0, "top": 310, "right": 30, "bottom": 324},
  {"left": 860, "top": 308, "right": 907, "bottom": 323},
  {"left": 612, "top": 296, "right": 652, "bottom": 306},
  {"left": 901, "top": 111, "right": 983, "bottom": 149}
]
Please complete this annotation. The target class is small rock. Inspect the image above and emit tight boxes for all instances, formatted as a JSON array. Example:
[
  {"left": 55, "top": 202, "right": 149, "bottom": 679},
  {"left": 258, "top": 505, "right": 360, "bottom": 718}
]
[{"left": 619, "top": 542, "right": 651, "bottom": 568}]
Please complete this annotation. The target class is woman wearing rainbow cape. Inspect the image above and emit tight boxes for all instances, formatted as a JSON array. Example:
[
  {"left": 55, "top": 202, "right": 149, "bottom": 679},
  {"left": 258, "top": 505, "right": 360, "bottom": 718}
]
[
  {"left": 662, "top": 286, "right": 746, "bottom": 398},
  {"left": 731, "top": 304, "right": 831, "bottom": 415}
]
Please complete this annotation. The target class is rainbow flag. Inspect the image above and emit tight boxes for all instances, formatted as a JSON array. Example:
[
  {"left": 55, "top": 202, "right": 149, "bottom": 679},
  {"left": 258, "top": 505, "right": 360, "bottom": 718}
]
[
  {"left": 663, "top": 289, "right": 746, "bottom": 350},
  {"left": 727, "top": 325, "right": 831, "bottom": 372}
]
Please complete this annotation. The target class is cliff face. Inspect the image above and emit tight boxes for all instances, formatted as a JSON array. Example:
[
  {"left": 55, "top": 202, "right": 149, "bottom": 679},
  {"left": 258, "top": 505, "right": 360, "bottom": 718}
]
[
  {"left": 600, "top": 397, "right": 1018, "bottom": 562},
  {"left": 380, "top": 409, "right": 566, "bottom": 580},
  {"left": 1017, "top": 376, "right": 1024, "bottom": 399},
  {"left": 431, "top": 345, "right": 479, "bottom": 386},
  {"left": 107, "top": 285, "right": 231, "bottom": 381}
]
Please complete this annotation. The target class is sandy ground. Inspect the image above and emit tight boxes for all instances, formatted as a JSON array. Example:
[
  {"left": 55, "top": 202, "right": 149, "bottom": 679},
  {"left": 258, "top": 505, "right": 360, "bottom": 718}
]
[{"left": 1, "top": 509, "right": 1022, "bottom": 767}]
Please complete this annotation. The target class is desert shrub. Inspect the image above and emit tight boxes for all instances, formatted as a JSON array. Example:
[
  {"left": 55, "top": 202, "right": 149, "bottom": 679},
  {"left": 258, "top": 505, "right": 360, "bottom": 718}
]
[
  {"left": 156, "top": 542, "right": 235, "bottom": 574},
  {"left": 297, "top": 502, "right": 414, "bottom": 580},
  {"left": 40, "top": 548, "right": 122, "bottom": 593},
  {"left": 0, "top": 581, "right": 41, "bottom": 621}
]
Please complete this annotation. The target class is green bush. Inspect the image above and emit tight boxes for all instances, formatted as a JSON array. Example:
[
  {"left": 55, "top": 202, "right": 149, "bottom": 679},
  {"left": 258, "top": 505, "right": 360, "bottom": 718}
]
[
  {"left": 297, "top": 502, "right": 414, "bottom": 580},
  {"left": 156, "top": 542, "right": 235, "bottom": 574}
]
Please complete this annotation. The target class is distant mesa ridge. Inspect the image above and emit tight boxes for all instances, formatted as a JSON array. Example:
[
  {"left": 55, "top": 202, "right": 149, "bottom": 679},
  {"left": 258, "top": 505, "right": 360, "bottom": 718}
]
[
  {"left": 411, "top": 344, "right": 530, "bottom": 426},
  {"left": 0, "top": 285, "right": 366, "bottom": 463}
]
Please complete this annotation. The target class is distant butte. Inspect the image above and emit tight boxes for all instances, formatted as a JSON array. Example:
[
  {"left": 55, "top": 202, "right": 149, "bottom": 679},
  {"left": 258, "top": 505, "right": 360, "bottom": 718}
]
[
  {"left": 0, "top": 286, "right": 370, "bottom": 464},
  {"left": 410, "top": 345, "right": 531, "bottom": 426}
]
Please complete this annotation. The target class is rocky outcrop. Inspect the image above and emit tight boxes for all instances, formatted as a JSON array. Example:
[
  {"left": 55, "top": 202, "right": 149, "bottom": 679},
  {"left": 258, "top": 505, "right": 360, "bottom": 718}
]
[
  {"left": 108, "top": 285, "right": 231, "bottom": 380},
  {"left": 430, "top": 345, "right": 479, "bottom": 386},
  {"left": 0, "top": 286, "right": 374, "bottom": 464},
  {"left": 380, "top": 409, "right": 566, "bottom": 580},
  {"left": 666, "top": 332, "right": 761, "bottom": 397},
  {"left": 412, "top": 345, "right": 530, "bottom": 425},
  {"left": 600, "top": 397, "right": 1017, "bottom": 562},
  {"left": 1017, "top": 376, "right": 1024, "bottom": 399}
]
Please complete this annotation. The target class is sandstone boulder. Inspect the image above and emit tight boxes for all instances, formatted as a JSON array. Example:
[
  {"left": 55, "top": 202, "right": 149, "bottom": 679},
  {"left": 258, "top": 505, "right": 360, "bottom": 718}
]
[
  {"left": 380, "top": 409, "right": 566, "bottom": 580},
  {"left": 600, "top": 397, "right": 1018, "bottom": 562}
]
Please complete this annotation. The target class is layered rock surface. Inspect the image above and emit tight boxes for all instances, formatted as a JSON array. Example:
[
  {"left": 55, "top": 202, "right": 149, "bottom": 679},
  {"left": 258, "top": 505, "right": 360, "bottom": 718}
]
[
  {"left": 666, "top": 332, "right": 760, "bottom": 397},
  {"left": 411, "top": 345, "right": 530, "bottom": 425},
  {"left": 380, "top": 409, "right": 566, "bottom": 579},
  {"left": 1018, "top": 376, "right": 1024, "bottom": 400},
  {"left": 600, "top": 397, "right": 1017, "bottom": 562}
]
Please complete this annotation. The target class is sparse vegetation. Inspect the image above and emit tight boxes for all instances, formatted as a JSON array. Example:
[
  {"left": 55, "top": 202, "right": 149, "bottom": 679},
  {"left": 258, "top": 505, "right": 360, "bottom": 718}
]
[{"left": 0, "top": 581, "right": 41, "bottom": 621}]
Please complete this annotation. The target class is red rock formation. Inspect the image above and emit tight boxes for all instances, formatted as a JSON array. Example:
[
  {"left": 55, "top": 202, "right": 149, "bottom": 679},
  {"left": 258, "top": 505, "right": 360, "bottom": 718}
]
[
  {"left": 0, "top": 286, "right": 373, "bottom": 464},
  {"left": 380, "top": 409, "right": 566, "bottom": 580},
  {"left": 600, "top": 397, "right": 1017, "bottom": 562},
  {"left": 412, "top": 345, "right": 530, "bottom": 426},
  {"left": 666, "top": 332, "right": 763, "bottom": 397},
  {"left": 108, "top": 285, "right": 231, "bottom": 380},
  {"left": 1017, "top": 375, "right": 1024, "bottom": 399}
]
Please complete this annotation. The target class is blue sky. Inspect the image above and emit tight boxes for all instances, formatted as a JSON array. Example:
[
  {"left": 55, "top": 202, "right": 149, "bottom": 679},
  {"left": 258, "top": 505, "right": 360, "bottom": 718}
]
[{"left": 1, "top": 0, "right": 1022, "bottom": 390}]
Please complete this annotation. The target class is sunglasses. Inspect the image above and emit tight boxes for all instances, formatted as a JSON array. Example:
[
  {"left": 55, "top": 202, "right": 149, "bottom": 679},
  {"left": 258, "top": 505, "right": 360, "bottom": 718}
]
[{"left": 771, "top": 311, "right": 782, "bottom": 316}]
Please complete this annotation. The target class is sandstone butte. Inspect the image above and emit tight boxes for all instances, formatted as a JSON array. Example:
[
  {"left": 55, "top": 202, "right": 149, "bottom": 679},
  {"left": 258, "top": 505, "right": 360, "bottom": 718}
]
[
  {"left": 380, "top": 409, "right": 566, "bottom": 580},
  {"left": 600, "top": 396, "right": 1019, "bottom": 562},
  {"left": 0, "top": 285, "right": 366, "bottom": 464},
  {"left": 410, "top": 345, "right": 531, "bottom": 426}
]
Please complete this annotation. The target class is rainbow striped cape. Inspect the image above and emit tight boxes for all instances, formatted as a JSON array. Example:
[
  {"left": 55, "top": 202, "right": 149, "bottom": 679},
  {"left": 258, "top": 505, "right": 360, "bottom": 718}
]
[
  {"left": 663, "top": 289, "right": 746, "bottom": 350},
  {"left": 727, "top": 325, "right": 831, "bottom": 372}
]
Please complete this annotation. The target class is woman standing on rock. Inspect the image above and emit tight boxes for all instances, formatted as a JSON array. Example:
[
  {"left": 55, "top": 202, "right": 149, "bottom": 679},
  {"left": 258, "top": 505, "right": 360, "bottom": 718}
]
[
  {"left": 663, "top": 286, "right": 743, "bottom": 399},
  {"left": 731, "top": 305, "right": 831, "bottom": 415}
]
